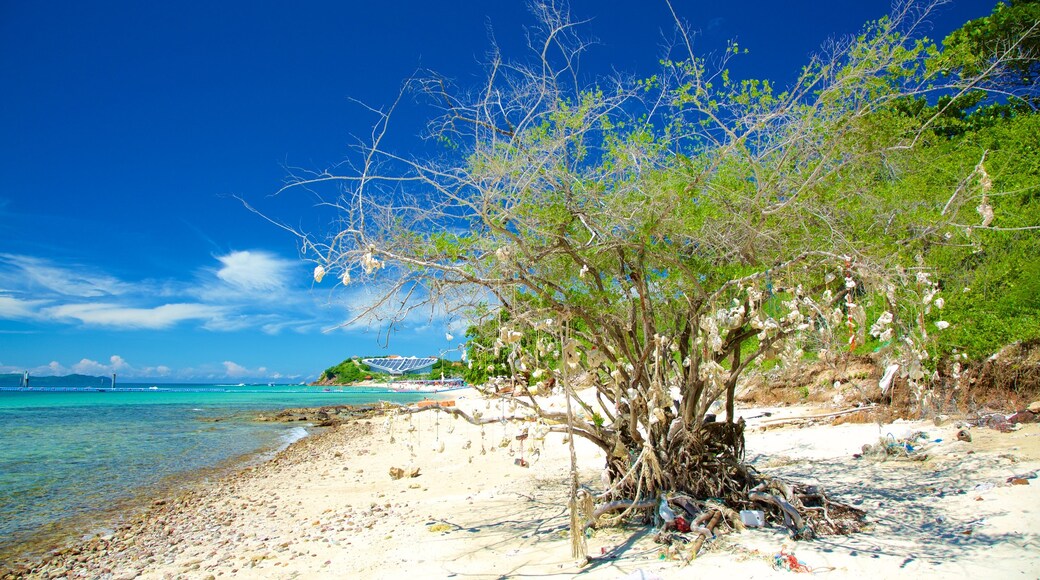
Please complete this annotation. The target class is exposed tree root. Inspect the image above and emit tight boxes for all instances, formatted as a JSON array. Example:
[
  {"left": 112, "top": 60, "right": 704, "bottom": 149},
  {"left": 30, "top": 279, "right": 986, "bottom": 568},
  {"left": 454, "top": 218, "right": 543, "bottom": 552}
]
[
  {"left": 587, "top": 421, "right": 867, "bottom": 545},
  {"left": 395, "top": 401, "right": 867, "bottom": 547}
]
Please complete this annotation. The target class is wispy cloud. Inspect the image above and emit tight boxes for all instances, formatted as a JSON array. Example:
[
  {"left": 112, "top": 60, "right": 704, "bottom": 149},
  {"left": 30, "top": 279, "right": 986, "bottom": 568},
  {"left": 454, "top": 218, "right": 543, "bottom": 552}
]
[
  {"left": 0, "top": 293, "right": 49, "bottom": 320},
  {"left": 0, "top": 253, "right": 132, "bottom": 297},
  {"left": 42, "top": 302, "right": 227, "bottom": 329},
  {"left": 0, "top": 251, "right": 318, "bottom": 332}
]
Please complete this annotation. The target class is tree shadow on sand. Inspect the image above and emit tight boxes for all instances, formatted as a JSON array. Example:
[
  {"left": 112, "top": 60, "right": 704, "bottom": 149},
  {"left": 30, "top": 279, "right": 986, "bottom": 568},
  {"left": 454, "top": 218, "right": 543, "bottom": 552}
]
[
  {"left": 747, "top": 450, "right": 1040, "bottom": 568},
  {"left": 427, "top": 473, "right": 663, "bottom": 578}
]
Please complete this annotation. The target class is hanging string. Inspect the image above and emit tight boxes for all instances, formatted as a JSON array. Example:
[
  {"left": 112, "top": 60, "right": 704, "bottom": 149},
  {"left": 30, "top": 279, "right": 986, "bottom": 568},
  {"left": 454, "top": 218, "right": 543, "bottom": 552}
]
[{"left": 564, "top": 318, "right": 587, "bottom": 561}]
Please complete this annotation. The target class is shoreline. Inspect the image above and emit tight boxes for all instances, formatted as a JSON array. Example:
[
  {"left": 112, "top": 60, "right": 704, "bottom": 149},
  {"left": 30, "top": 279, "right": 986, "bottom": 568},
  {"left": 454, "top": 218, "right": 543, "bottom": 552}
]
[
  {"left": 0, "top": 397, "right": 443, "bottom": 575},
  {"left": 0, "top": 418, "right": 319, "bottom": 571},
  {"left": 7, "top": 392, "right": 1040, "bottom": 578}
]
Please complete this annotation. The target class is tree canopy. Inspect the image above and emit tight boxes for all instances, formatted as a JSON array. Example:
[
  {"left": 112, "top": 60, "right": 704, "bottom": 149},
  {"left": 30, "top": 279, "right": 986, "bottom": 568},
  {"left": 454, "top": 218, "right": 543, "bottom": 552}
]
[{"left": 271, "top": 0, "right": 1040, "bottom": 545}]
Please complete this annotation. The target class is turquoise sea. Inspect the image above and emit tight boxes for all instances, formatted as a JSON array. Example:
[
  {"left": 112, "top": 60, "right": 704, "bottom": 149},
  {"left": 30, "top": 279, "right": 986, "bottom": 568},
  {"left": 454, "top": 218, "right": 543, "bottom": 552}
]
[{"left": 0, "top": 383, "right": 428, "bottom": 563}]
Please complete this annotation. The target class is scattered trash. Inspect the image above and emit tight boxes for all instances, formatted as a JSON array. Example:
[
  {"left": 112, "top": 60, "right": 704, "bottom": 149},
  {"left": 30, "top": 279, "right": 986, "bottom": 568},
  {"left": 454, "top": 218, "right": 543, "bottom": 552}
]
[
  {"left": 740, "top": 510, "right": 765, "bottom": 528},
  {"left": 879, "top": 363, "right": 899, "bottom": 394},
  {"left": 1009, "top": 478, "right": 1031, "bottom": 486},
  {"left": 749, "top": 491, "right": 803, "bottom": 535},
  {"left": 658, "top": 498, "right": 677, "bottom": 525},
  {"left": 957, "top": 430, "right": 972, "bottom": 443},
  {"left": 773, "top": 550, "right": 813, "bottom": 573},
  {"left": 427, "top": 523, "right": 452, "bottom": 533},
  {"left": 859, "top": 432, "right": 931, "bottom": 461},
  {"left": 674, "top": 516, "right": 691, "bottom": 533},
  {"left": 972, "top": 482, "right": 995, "bottom": 492}
]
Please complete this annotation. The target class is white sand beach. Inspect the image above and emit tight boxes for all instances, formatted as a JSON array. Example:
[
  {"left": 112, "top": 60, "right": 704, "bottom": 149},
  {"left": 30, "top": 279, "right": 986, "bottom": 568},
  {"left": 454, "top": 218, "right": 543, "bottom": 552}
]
[{"left": 17, "top": 389, "right": 1040, "bottom": 579}]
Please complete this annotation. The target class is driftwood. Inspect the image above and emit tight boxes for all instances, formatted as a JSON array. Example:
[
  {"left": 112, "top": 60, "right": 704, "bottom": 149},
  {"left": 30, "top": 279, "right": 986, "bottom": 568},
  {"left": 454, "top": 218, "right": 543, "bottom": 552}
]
[
  {"left": 689, "top": 510, "right": 722, "bottom": 560},
  {"left": 759, "top": 405, "right": 878, "bottom": 426}
]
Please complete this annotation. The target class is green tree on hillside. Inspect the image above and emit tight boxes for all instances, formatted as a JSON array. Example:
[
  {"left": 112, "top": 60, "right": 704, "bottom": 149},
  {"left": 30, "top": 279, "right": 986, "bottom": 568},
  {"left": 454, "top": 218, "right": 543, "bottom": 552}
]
[
  {"left": 937, "top": 0, "right": 1040, "bottom": 94},
  {"left": 319, "top": 358, "right": 372, "bottom": 384},
  {"left": 275, "top": 0, "right": 1038, "bottom": 544}
]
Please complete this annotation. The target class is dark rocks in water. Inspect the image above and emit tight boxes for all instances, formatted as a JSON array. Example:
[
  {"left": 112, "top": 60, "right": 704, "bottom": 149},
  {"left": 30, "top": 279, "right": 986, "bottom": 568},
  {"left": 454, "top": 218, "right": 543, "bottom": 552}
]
[{"left": 254, "top": 405, "right": 378, "bottom": 425}]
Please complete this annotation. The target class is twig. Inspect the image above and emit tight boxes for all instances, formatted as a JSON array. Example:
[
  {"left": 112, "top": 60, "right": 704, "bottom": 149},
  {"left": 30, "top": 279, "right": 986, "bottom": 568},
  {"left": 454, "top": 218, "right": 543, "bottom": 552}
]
[{"left": 758, "top": 405, "right": 878, "bottom": 426}]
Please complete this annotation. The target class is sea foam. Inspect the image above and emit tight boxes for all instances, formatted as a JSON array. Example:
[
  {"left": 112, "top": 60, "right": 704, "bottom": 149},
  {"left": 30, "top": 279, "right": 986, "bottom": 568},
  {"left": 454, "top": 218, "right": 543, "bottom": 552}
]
[{"left": 279, "top": 426, "right": 309, "bottom": 449}]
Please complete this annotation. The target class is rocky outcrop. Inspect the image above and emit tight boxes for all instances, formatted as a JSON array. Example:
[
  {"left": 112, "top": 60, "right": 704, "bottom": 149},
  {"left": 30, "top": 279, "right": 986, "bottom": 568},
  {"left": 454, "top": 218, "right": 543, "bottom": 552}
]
[{"left": 254, "top": 405, "right": 385, "bottom": 427}]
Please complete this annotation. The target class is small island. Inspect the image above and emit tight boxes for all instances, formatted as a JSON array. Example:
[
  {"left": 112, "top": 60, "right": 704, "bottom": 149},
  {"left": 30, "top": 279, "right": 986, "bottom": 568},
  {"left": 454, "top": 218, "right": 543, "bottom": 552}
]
[
  {"left": 311, "top": 356, "right": 467, "bottom": 392},
  {"left": 0, "top": 373, "right": 114, "bottom": 389}
]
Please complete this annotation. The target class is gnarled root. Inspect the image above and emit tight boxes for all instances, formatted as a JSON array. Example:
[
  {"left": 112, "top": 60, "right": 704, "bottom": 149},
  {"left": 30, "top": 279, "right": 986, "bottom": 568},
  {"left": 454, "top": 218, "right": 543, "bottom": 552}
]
[{"left": 589, "top": 422, "right": 867, "bottom": 544}]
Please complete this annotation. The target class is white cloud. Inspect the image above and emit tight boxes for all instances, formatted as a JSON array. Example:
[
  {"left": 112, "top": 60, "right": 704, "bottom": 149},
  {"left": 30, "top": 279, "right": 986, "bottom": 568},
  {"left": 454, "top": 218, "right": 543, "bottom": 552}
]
[
  {"left": 222, "top": 360, "right": 250, "bottom": 377},
  {"left": 213, "top": 250, "right": 293, "bottom": 295},
  {"left": 43, "top": 302, "right": 227, "bottom": 329},
  {"left": 0, "top": 293, "right": 48, "bottom": 320},
  {"left": 72, "top": 358, "right": 110, "bottom": 375},
  {"left": 109, "top": 355, "right": 130, "bottom": 371},
  {"left": 69, "top": 355, "right": 135, "bottom": 376},
  {"left": 0, "top": 254, "right": 132, "bottom": 297},
  {"left": 0, "top": 251, "right": 341, "bottom": 343}
]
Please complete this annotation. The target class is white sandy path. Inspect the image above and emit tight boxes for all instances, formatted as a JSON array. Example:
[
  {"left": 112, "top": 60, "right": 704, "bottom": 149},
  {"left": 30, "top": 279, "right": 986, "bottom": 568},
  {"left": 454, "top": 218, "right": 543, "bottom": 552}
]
[{"left": 24, "top": 390, "right": 1040, "bottom": 579}]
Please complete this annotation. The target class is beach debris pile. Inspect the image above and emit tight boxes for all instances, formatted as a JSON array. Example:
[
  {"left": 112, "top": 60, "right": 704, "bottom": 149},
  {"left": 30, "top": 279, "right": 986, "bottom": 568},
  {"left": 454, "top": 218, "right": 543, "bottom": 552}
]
[
  {"left": 969, "top": 400, "right": 1040, "bottom": 432},
  {"left": 584, "top": 473, "right": 864, "bottom": 564},
  {"left": 773, "top": 549, "right": 814, "bottom": 573},
  {"left": 855, "top": 431, "right": 936, "bottom": 461}
]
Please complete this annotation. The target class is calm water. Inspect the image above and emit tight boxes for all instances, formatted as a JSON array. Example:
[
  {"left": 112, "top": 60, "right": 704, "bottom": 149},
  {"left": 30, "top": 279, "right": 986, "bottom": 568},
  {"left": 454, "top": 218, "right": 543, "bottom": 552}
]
[{"left": 0, "top": 384, "right": 427, "bottom": 562}]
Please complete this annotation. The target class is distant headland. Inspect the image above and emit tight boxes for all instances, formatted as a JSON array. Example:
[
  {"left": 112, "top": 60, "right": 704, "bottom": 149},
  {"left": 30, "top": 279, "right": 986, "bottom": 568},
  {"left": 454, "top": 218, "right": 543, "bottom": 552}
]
[{"left": 0, "top": 373, "right": 114, "bottom": 388}]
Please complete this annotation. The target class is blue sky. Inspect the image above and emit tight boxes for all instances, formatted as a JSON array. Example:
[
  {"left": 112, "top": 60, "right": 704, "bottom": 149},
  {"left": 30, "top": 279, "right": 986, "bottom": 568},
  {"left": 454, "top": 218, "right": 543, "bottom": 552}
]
[{"left": 0, "top": 1, "right": 995, "bottom": 382}]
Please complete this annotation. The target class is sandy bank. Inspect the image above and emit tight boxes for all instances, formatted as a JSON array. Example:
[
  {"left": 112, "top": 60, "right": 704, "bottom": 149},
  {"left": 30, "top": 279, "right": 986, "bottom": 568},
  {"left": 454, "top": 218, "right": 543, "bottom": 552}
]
[{"left": 13, "top": 390, "right": 1040, "bottom": 579}]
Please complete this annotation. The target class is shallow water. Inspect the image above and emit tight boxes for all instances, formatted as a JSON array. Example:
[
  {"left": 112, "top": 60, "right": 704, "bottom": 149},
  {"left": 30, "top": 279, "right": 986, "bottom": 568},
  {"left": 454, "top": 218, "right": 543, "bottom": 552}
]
[{"left": 0, "top": 384, "right": 425, "bottom": 561}]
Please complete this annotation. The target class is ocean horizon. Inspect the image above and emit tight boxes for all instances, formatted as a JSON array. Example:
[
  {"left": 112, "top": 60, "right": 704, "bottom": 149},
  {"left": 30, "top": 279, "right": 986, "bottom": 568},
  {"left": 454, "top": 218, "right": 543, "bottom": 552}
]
[{"left": 0, "top": 383, "right": 428, "bottom": 564}]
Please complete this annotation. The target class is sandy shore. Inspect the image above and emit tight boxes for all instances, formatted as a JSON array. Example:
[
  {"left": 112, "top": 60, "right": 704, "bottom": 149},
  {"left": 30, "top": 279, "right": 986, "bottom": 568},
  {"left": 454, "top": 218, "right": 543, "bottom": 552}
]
[{"left": 12, "top": 389, "right": 1040, "bottom": 579}]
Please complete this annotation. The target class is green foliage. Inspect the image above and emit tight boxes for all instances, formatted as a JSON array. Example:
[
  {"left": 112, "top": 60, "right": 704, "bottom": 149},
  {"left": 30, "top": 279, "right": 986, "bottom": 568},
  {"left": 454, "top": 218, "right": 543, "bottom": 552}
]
[
  {"left": 299, "top": 3, "right": 1040, "bottom": 446},
  {"left": 319, "top": 358, "right": 375, "bottom": 384},
  {"left": 863, "top": 101, "right": 1040, "bottom": 360},
  {"left": 461, "top": 312, "right": 512, "bottom": 385},
  {"left": 937, "top": 0, "right": 1040, "bottom": 89},
  {"left": 427, "top": 358, "right": 465, "bottom": 379}
]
